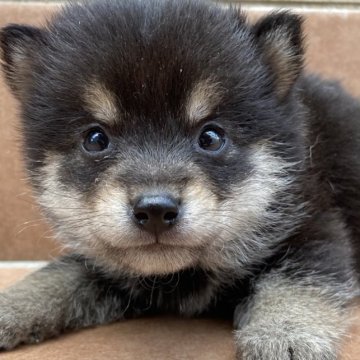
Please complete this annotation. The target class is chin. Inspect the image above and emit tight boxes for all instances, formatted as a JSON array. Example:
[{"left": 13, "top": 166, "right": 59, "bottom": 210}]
[{"left": 118, "top": 245, "right": 199, "bottom": 276}]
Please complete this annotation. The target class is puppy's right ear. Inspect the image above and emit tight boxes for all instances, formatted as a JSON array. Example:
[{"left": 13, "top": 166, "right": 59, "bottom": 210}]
[{"left": 0, "top": 24, "right": 46, "bottom": 99}]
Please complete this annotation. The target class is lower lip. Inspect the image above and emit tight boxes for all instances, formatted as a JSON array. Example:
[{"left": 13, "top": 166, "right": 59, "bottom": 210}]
[
  {"left": 133, "top": 243, "right": 191, "bottom": 252},
  {"left": 140, "top": 243, "right": 173, "bottom": 250}
]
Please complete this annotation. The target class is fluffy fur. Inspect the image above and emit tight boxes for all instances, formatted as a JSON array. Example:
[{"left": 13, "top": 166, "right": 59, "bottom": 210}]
[{"left": 0, "top": 0, "right": 359, "bottom": 358}]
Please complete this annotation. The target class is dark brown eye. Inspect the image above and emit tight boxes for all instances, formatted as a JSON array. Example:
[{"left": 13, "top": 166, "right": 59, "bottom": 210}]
[
  {"left": 83, "top": 128, "right": 109, "bottom": 152},
  {"left": 198, "top": 127, "right": 225, "bottom": 152}
]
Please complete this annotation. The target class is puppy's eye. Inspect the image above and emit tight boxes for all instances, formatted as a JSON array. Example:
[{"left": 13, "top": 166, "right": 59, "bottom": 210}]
[
  {"left": 198, "top": 127, "right": 225, "bottom": 152},
  {"left": 83, "top": 128, "right": 109, "bottom": 152}
]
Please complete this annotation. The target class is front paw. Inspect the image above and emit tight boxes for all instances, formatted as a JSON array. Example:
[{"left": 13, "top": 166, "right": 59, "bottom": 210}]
[
  {"left": 0, "top": 295, "right": 45, "bottom": 350},
  {"left": 235, "top": 326, "right": 338, "bottom": 360}
]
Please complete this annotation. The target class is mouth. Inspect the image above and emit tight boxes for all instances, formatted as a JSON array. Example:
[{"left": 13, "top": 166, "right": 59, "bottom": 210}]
[
  {"left": 127, "top": 241, "right": 193, "bottom": 252},
  {"left": 118, "top": 226, "right": 193, "bottom": 249},
  {"left": 103, "top": 240, "right": 201, "bottom": 275}
]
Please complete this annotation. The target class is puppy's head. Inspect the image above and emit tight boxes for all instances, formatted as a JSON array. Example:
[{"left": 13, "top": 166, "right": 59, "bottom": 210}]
[{"left": 0, "top": 0, "right": 306, "bottom": 276}]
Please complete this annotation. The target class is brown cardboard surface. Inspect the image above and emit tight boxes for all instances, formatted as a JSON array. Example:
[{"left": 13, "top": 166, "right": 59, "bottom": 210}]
[
  {"left": 1, "top": 320, "right": 235, "bottom": 360},
  {"left": 0, "top": 268, "right": 359, "bottom": 360}
]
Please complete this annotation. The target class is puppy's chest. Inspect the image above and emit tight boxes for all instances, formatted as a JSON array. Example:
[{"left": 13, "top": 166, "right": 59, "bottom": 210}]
[{"left": 103, "top": 270, "right": 247, "bottom": 318}]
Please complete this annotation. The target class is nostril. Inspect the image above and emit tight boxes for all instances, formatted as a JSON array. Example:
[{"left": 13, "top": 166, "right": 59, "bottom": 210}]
[
  {"left": 163, "top": 211, "right": 178, "bottom": 223},
  {"left": 134, "top": 211, "right": 149, "bottom": 225}
]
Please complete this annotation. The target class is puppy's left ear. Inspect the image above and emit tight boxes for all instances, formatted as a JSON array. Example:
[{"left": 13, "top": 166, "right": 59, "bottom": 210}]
[
  {"left": 0, "top": 24, "right": 46, "bottom": 99},
  {"left": 253, "top": 12, "right": 304, "bottom": 100}
]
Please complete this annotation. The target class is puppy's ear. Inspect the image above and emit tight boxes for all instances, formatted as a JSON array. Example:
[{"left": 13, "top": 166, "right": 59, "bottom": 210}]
[
  {"left": 0, "top": 24, "right": 46, "bottom": 98},
  {"left": 253, "top": 12, "right": 304, "bottom": 100}
]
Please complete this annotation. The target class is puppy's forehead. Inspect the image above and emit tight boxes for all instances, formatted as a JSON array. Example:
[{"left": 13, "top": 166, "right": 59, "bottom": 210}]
[
  {"left": 45, "top": 0, "right": 253, "bottom": 124},
  {"left": 82, "top": 77, "right": 223, "bottom": 126}
]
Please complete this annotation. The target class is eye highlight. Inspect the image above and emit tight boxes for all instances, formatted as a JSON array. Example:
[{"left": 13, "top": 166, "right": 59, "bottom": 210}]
[
  {"left": 198, "top": 126, "right": 226, "bottom": 152},
  {"left": 83, "top": 128, "right": 109, "bottom": 152}
]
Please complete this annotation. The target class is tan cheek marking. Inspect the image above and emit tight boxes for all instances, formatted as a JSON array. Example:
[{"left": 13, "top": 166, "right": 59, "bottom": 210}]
[
  {"left": 180, "top": 173, "right": 219, "bottom": 246},
  {"left": 37, "top": 154, "right": 83, "bottom": 218},
  {"left": 210, "top": 144, "right": 288, "bottom": 241},
  {"left": 186, "top": 79, "right": 223, "bottom": 125},
  {"left": 91, "top": 179, "right": 130, "bottom": 233},
  {"left": 183, "top": 180, "right": 218, "bottom": 215},
  {"left": 83, "top": 80, "right": 119, "bottom": 124},
  {"left": 198, "top": 144, "right": 293, "bottom": 270},
  {"left": 218, "top": 143, "right": 290, "bottom": 234},
  {"left": 182, "top": 145, "right": 285, "bottom": 243},
  {"left": 35, "top": 153, "right": 97, "bottom": 247},
  {"left": 232, "top": 144, "right": 286, "bottom": 210},
  {"left": 37, "top": 158, "right": 134, "bottom": 249}
]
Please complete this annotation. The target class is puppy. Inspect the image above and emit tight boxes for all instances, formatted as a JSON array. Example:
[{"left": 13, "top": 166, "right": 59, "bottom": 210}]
[{"left": 1, "top": 0, "right": 360, "bottom": 358}]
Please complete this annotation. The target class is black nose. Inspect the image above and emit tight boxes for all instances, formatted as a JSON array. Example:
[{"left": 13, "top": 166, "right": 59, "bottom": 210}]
[{"left": 133, "top": 194, "right": 179, "bottom": 234}]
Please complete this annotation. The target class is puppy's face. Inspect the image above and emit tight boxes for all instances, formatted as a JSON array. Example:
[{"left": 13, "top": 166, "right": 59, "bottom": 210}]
[{"left": 1, "top": 0, "right": 305, "bottom": 275}]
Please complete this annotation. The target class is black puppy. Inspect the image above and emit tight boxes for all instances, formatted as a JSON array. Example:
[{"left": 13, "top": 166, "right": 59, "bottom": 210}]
[{"left": 1, "top": 0, "right": 359, "bottom": 358}]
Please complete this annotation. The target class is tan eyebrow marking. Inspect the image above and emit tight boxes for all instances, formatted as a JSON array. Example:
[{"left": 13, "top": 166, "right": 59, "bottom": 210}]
[
  {"left": 186, "top": 79, "right": 223, "bottom": 125},
  {"left": 83, "top": 81, "right": 119, "bottom": 124}
]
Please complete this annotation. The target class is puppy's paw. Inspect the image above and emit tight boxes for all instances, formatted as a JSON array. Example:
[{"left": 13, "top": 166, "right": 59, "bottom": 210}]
[
  {"left": 0, "top": 295, "right": 45, "bottom": 350},
  {"left": 235, "top": 326, "right": 338, "bottom": 360}
]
